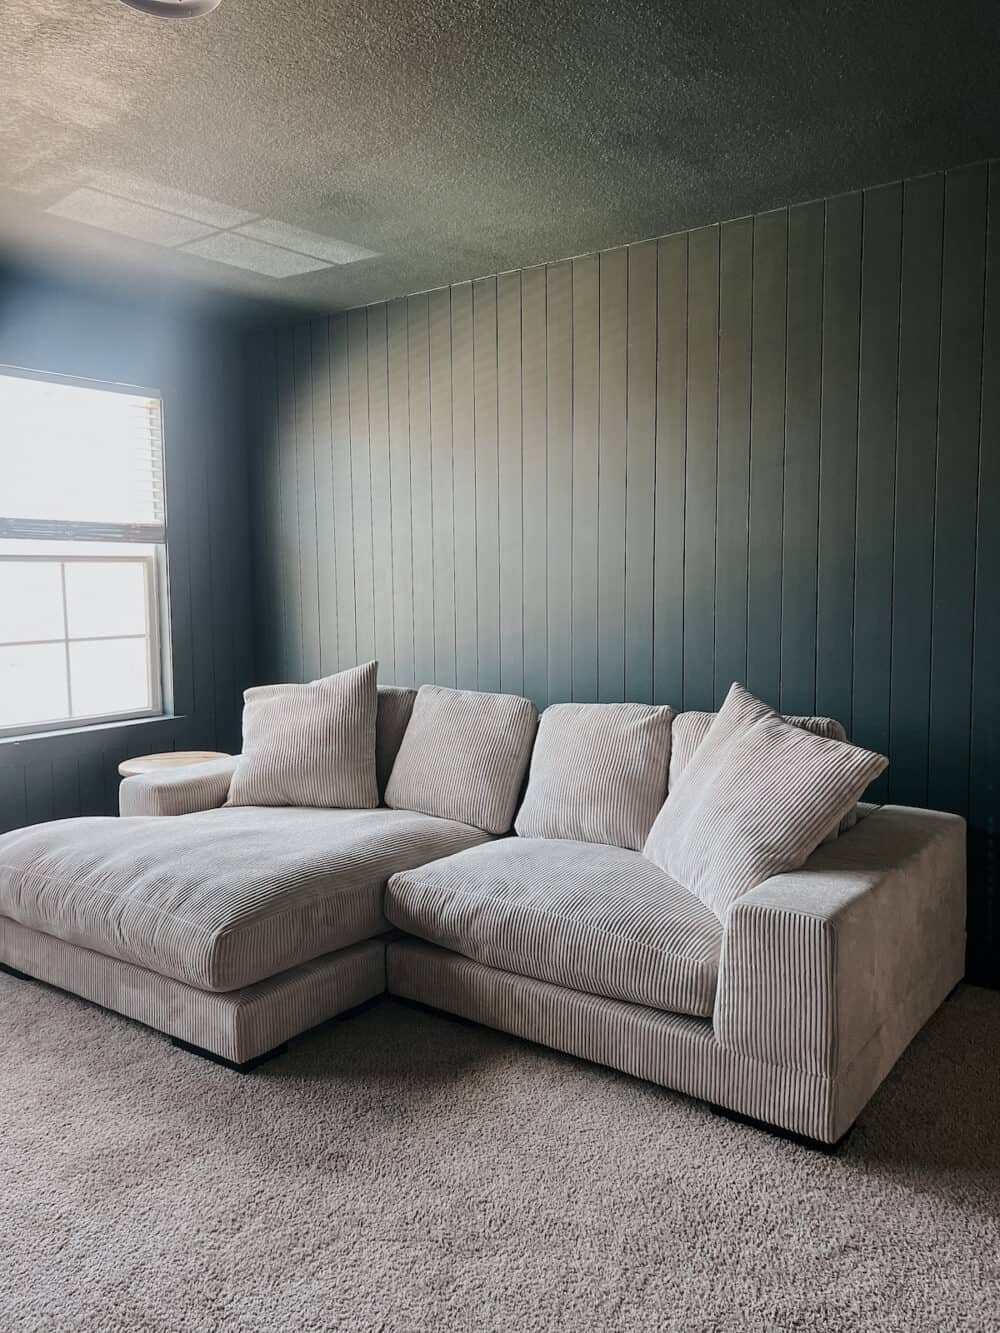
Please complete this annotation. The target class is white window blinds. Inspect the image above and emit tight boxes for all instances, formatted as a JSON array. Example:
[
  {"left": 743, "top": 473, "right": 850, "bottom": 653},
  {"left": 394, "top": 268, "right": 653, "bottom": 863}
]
[{"left": 0, "top": 369, "right": 165, "bottom": 542}]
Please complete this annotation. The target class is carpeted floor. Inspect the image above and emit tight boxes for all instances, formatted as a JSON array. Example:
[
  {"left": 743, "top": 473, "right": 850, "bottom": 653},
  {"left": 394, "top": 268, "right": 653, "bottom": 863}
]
[{"left": 2, "top": 975, "right": 998, "bottom": 1333}]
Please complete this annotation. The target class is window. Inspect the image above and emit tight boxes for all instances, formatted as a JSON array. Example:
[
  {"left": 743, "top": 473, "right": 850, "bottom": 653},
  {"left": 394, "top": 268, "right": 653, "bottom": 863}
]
[{"left": 0, "top": 367, "right": 170, "bottom": 736}]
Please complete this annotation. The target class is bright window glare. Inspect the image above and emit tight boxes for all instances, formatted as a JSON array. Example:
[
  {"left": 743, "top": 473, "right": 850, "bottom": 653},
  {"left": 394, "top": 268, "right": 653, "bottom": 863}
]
[
  {"left": 0, "top": 562, "right": 65, "bottom": 643},
  {"left": 0, "top": 368, "right": 167, "bottom": 735},
  {"left": 66, "top": 562, "right": 147, "bottom": 638},
  {"left": 0, "top": 558, "right": 154, "bottom": 731},
  {"left": 0, "top": 373, "right": 163, "bottom": 526},
  {"left": 70, "top": 638, "right": 150, "bottom": 717},
  {"left": 0, "top": 644, "right": 69, "bottom": 728}
]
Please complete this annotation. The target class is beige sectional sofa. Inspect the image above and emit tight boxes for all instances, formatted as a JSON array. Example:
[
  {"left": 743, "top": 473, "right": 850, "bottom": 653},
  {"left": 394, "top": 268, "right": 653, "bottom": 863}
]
[{"left": 0, "top": 682, "right": 966, "bottom": 1145}]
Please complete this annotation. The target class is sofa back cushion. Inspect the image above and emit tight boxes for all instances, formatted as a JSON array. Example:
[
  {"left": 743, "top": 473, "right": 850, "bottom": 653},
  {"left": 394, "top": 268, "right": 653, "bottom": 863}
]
[
  {"left": 376, "top": 686, "right": 417, "bottom": 800},
  {"left": 384, "top": 685, "right": 538, "bottom": 834},
  {"left": 514, "top": 702, "right": 674, "bottom": 850},
  {"left": 228, "top": 661, "right": 379, "bottom": 810},
  {"left": 643, "top": 682, "right": 887, "bottom": 920}
]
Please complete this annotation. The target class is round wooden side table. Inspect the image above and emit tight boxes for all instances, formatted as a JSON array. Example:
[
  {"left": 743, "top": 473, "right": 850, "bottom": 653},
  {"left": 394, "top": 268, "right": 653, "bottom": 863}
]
[{"left": 118, "top": 751, "right": 231, "bottom": 778}]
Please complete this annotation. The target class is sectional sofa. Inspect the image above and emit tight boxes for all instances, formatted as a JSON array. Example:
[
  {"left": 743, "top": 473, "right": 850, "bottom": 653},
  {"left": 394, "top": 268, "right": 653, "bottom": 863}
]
[{"left": 0, "top": 676, "right": 966, "bottom": 1146}]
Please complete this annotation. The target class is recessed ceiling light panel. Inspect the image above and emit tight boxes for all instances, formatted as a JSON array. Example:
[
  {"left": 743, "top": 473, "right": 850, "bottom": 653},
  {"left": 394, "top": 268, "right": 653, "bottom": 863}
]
[{"left": 119, "top": 0, "right": 222, "bottom": 17}]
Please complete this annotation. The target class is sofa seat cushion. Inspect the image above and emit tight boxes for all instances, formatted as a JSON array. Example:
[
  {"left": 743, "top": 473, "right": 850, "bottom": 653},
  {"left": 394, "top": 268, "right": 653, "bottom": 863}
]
[
  {"left": 0, "top": 808, "right": 491, "bottom": 993},
  {"left": 385, "top": 838, "right": 723, "bottom": 1018}
]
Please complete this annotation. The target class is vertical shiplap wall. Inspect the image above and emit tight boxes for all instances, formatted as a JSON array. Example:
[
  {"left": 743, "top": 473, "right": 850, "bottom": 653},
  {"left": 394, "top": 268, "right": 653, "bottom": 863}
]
[
  {"left": 0, "top": 274, "right": 255, "bottom": 831},
  {"left": 247, "top": 161, "right": 1000, "bottom": 983}
]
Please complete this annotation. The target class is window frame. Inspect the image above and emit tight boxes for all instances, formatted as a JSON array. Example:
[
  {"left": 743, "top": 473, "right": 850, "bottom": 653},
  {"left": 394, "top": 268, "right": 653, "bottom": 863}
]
[{"left": 0, "top": 364, "right": 171, "bottom": 740}]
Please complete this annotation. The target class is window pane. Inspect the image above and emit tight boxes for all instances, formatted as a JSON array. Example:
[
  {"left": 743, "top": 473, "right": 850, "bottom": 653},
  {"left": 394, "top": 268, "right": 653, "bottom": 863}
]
[
  {"left": 70, "top": 638, "right": 150, "bottom": 717},
  {"left": 0, "top": 562, "right": 65, "bottom": 644},
  {"left": 0, "top": 644, "right": 69, "bottom": 728},
  {"left": 65, "top": 562, "right": 148, "bottom": 638}
]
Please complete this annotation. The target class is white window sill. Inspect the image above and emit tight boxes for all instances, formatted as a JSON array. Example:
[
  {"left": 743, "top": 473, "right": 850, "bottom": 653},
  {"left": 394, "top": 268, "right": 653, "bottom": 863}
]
[{"left": 0, "top": 713, "right": 183, "bottom": 750}]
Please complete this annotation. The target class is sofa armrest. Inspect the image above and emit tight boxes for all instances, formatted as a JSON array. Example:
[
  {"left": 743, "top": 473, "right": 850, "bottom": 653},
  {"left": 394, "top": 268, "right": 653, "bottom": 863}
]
[
  {"left": 713, "top": 806, "right": 966, "bottom": 1079},
  {"left": 119, "top": 757, "right": 239, "bottom": 817}
]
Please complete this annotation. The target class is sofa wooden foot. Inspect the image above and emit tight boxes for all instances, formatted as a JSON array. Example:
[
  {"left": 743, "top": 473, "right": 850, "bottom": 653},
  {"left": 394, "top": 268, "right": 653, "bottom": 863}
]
[
  {"left": 705, "top": 1101, "right": 853, "bottom": 1152},
  {"left": 170, "top": 1036, "right": 289, "bottom": 1074},
  {"left": 0, "top": 961, "right": 33, "bottom": 982}
]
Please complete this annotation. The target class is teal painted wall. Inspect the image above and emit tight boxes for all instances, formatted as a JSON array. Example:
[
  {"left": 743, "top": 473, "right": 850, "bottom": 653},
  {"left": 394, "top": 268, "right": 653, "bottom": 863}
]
[{"left": 247, "top": 161, "right": 999, "bottom": 984}]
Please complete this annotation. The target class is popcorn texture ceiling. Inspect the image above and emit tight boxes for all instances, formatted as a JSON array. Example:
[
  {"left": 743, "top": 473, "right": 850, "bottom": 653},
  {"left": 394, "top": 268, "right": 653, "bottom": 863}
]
[{"left": 3, "top": 0, "right": 1000, "bottom": 315}]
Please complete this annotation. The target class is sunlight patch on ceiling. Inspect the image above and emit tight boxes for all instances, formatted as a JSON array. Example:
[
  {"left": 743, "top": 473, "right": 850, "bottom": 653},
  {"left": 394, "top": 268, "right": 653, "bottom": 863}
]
[
  {"left": 47, "top": 188, "right": 218, "bottom": 247},
  {"left": 233, "top": 219, "right": 379, "bottom": 265},
  {"left": 178, "top": 232, "right": 332, "bottom": 277},
  {"left": 42, "top": 171, "right": 379, "bottom": 280},
  {"left": 87, "top": 170, "right": 258, "bottom": 228}
]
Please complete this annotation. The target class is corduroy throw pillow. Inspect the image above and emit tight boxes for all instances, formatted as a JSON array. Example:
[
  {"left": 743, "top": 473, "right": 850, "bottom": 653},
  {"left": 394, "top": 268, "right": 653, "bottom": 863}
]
[
  {"left": 227, "top": 661, "right": 379, "bottom": 809},
  {"left": 642, "top": 682, "right": 887, "bottom": 920},
  {"left": 668, "top": 705, "right": 859, "bottom": 839}
]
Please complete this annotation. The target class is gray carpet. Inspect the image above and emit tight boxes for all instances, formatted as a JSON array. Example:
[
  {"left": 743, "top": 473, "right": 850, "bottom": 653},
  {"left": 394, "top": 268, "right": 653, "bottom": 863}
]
[{"left": 2, "top": 975, "right": 998, "bottom": 1333}]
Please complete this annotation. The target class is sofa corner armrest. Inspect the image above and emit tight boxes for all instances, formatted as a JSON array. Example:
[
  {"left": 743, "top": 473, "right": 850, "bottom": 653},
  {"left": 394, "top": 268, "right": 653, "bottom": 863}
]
[
  {"left": 119, "top": 756, "right": 240, "bottom": 817},
  {"left": 713, "top": 806, "right": 966, "bottom": 1079}
]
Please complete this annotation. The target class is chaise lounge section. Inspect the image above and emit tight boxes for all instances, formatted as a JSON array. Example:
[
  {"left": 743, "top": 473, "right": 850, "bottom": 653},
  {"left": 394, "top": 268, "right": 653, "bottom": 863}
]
[{"left": 0, "top": 685, "right": 493, "bottom": 1068}]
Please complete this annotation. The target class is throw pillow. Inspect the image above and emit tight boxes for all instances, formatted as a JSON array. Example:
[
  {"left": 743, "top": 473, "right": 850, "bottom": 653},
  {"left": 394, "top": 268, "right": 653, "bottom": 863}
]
[
  {"left": 669, "top": 706, "right": 858, "bottom": 838},
  {"left": 227, "top": 661, "right": 379, "bottom": 809},
  {"left": 643, "top": 682, "right": 887, "bottom": 919}
]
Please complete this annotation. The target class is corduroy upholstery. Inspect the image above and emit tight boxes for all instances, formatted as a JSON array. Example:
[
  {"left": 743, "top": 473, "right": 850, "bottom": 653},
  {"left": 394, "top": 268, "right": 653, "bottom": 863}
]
[
  {"left": 668, "top": 707, "right": 849, "bottom": 788},
  {"left": 384, "top": 684, "right": 538, "bottom": 834},
  {"left": 228, "top": 661, "right": 379, "bottom": 810},
  {"left": 669, "top": 703, "right": 858, "bottom": 838},
  {"left": 120, "top": 756, "right": 238, "bottom": 818},
  {"left": 119, "top": 685, "right": 419, "bottom": 817},
  {"left": 387, "top": 805, "right": 966, "bottom": 1143},
  {"left": 375, "top": 686, "right": 418, "bottom": 800},
  {"left": 713, "top": 805, "right": 966, "bottom": 1080},
  {"left": 644, "top": 684, "right": 886, "bottom": 919},
  {"left": 386, "top": 838, "right": 722, "bottom": 1017},
  {"left": 0, "top": 918, "right": 386, "bottom": 1065},
  {"left": 0, "top": 806, "right": 490, "bottom": 992},
  {"left": 514, "top": 702, "right": 674, "bottom": 850}
]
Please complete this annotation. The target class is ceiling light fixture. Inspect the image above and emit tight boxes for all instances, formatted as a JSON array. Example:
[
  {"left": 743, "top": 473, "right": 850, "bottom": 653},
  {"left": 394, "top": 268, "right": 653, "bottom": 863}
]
[{"left": 118, "top": 0, "right": 222, "bottom": 18}]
